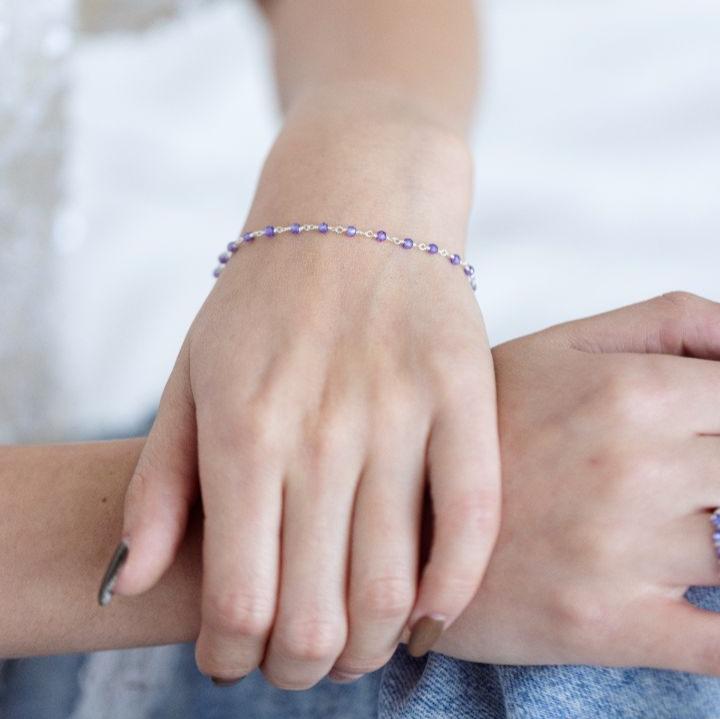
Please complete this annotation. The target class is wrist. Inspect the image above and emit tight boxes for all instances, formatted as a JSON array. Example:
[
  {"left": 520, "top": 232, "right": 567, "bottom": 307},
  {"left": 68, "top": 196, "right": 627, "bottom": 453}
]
[
  {"left": 246, "top": 88, "right": 474, "bottom": 255},
  {"left": 285, "top": 81, "right": 473, "bottom": 144}
]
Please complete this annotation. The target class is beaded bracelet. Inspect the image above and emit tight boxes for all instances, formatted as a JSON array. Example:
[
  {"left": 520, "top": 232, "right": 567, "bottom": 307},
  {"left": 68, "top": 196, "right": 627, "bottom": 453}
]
[{"left": 212, "top": 222, "right": 477, "bottom": 291}]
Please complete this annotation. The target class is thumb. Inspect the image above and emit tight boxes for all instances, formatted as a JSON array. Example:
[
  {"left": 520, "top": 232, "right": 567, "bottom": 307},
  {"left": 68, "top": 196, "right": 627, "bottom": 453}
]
[
  {"left": 558, "top": 291, "right": 720, "bottom": 359},
  {"left": 98, "top": 347, "right": 198, "bottom": 605}
]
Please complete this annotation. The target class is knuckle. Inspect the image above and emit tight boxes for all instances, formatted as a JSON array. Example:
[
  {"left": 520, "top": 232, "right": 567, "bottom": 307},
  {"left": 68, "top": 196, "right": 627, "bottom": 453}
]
[
  {"left": 433, "top": 352, "right": 485, "bottom": 399},
  {"left": 657, "top": 290, "right": 703, "bottom": 312},
  {"left": 355, "top": 575, "right": 415, "bottom": 621},
  {"left": 275, "top": 616, "right": 345, "bottom": 663},
  {"left": 234, "top": 405, "right": 283, "bottom": 456},
  {"left": 304, "top": 417, "right": 355, "bottom": 470},
  {"left": 201, "top": 394, "right": 283, "bottom": 456},
  {"left": 597, "top": 368, "right": 667, "bottom": 427},
  {"left": 204, "top": 589, "right": 275, "bottom": 638},
  {"left": 437, "top": 490, "right": 500, "bottom": 537},
  {"left": 646, "top": 292, "right": 709, "bottom": 355},
  {"left": 195, "top": 645, "right": 256, "bottom": 681},
  {"left": 372, "top": 388, "right": 417, "bottom": 429},
  {"left": 548, "top": 586, "right": 611, "bottom": 650}
]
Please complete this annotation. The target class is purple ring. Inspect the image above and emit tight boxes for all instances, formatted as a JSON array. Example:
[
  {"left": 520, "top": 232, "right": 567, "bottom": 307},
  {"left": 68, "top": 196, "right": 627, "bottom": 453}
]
[{"left": 711, "top": 509, "right": 720, "bottom": 560}]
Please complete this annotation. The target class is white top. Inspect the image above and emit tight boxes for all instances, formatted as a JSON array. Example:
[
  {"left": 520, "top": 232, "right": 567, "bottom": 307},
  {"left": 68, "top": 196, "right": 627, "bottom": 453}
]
[{"left": 2, "top": 1, "right": 718, "bottom": 444}]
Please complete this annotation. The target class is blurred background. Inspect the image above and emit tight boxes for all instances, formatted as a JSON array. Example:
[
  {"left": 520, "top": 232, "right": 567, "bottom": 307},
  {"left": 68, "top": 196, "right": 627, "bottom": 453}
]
[{"left": 1, "top": 0, "right": 719, "bottom": 445}]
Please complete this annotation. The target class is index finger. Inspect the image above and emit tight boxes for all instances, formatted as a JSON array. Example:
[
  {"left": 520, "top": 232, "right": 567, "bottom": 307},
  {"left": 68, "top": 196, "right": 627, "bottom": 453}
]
[{"left": 407, "top": 390, "right": 501, "bottom": 657}]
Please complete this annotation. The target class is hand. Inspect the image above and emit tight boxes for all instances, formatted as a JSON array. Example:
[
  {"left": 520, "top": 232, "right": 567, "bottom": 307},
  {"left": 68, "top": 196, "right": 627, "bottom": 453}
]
[
  {"left": 101, "top": 95, "right": 501, "bottom": 688},
  {"left": 435, "top": 292, "right": 720, "bottom": 676}
]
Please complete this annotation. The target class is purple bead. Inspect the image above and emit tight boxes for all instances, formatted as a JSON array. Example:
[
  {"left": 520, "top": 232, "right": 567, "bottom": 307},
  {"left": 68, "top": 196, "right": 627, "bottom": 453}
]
[
  {"left": 712, "top": 513, "right": 720, "bottom": 528},
  {"left": 227, "top": 241, "right": 239, "bottom": 253},
  {"left": 428, "top": 243, "right": 439, "bottom": 254},
  {"left": 346, "top": 226, "right": 357, "bottom": 237},
  {"left": 464, "top": 264, "right": 475, "bottom": 276},
  {"left": 450, "top": 254, "right": 461, "bottom": 265},
  {"left": 291, "top": 223, "right": 301, "bottom": 234},
  {"left": 212, "top": 267, "right": 222, "bottom": 278},
  {"left": 218, "top": 252, "right": 230, "bottom": 264},
  {"left": 319, "top": 222, "right": 329, "bottom": 233},
  {"left": 264, "top": 225, "right": 275, "bottom": 237},
  {"left": 470, "top": 277, "right": 478, "bottom": 291},
  {"left": 242, "top": 232, "right": 254, "bottom": 242},
  {"left": 376, "top": 230, "right": 387, "bottom": 242},
  {"left": 402, "top": 238, "right": 414, "bottom": 249}
]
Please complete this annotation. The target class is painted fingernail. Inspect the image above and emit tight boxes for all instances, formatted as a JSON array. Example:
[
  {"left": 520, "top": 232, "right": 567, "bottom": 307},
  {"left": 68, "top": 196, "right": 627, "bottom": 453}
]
[
  {"left": 328, "top": 670, "right": 364, "bottom": 684},
  {"left": 407, "top": 614, "right": 445, "bottom": 658},
  {"left": 97, "top": 539, "right": 129, "bottom": 607},
  {"left": 211, "top": 676, "right": 245, "bottom": 687}
]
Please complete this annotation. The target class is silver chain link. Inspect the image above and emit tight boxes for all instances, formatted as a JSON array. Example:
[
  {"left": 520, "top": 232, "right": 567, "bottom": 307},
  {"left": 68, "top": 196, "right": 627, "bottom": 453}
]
[{"left": 220, "top": 222, "right": 477, "bottom": 291}]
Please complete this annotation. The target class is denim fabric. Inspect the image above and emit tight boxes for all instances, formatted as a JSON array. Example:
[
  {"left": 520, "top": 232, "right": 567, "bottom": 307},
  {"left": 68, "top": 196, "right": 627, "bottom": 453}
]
[
  {"left": 0, "top": 644, "right": 382, "bottom": 719},
  {"left": 378, "top": 587, "right": 720, "bottom": 719}
]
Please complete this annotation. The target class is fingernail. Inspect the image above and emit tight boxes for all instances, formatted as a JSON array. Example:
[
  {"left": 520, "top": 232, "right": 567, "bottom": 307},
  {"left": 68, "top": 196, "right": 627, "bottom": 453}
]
[
  {"left": 407, "top": 614, "right": 445, "bottom": 658},
  {"left": 97, "top": 539, "right": 129, "bottom": 606},
  {"left": 211, "top": 676, "right": 245, "bottom": 687},
  {"left": 328, "top": 670, "right": 364, "bottom": 684}
]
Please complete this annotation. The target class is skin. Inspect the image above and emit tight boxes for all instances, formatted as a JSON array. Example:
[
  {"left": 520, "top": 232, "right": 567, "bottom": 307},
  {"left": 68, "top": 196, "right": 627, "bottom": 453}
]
[
  {"left": 5, "top": 293, "right": 720, "bottom": 680},
  {"left": 111, "top": 0, "right": 503, "bottom": 689}
]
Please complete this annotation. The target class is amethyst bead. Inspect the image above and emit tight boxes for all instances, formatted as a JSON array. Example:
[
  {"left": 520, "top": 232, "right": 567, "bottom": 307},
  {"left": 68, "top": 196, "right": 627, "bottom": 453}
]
[
  {"left": 291, "top": 223, "right": 301, "bottom": 234},
  {"left": 450, "top": 254, "right": 461, "bottom": 265},
  {"left": 376, "top": 230, "right": 387, "bottom": 242},
  {"left": 242, "top": 232, "right": 254, "bottom": 242},
  {"left": 346, "top": 226, "right": 357, "bottom": 237},
  {"left": 218, "top": 252, "right": 230, "bottom": 264},
  {"left": 402, "top": 238, "right": 414, "bottom": 249},
  {"left": 428, "top": 243, "right": 439, "bottom": 254},
  {"left": 212, "top": 267, "right": 222, "bottom": 278},
  {"left": 264, "top": 225, "right": 276, "bottom": 237},
  {"left": 464, "top": 264, "right": 475, "bottom": 276},
  {"left": 227, "top": 241, "right": 239, "bottom": 253},
  {"left": 319, "top": 222, "right": 329, "bottom": 233}
]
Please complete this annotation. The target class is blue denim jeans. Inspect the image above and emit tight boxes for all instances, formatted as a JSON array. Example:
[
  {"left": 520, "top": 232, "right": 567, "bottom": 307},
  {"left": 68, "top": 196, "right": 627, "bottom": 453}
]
[
  {"left": 3, "top": 587, "right": 720, "bottom": 718},
  {"left": 379, "top": 587, "right": 720, "bottom": 719}
]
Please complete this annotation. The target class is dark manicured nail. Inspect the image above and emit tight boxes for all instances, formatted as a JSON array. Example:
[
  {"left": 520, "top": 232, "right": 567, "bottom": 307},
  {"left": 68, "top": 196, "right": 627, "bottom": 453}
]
[
  {"left": 97, "top": 540, "right": 129, "bottom": 606},
  {"left": 407, "top": 615, "right": 445, "bottom": 658},
  {"left": 211, "top": 676, "right": 245, "bottom": 687}
]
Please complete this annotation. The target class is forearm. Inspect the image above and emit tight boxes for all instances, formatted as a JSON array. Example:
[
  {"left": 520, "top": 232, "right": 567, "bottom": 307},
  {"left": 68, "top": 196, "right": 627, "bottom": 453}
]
[
  {"left": 0, "top": 438, "right": 455, "bottom": 659},
  {"left": 235, "top": 2, "right": 480, "bottom": 288},
  {"left": 0, "top": 440, "right": 201, "bottom": 657},
  {"left": 259, "top": 0, "right": 480, "bottom": 138}
]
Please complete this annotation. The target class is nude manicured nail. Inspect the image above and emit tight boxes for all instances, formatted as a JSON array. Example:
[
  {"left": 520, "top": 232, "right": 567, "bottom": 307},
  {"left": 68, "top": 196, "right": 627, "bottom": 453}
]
[
  {"left": 407, "top": 615, "right": 445, "bottom": 658},
  {"left": 328, "top": 670, "right": 364, "bottom": 684},
  {"left": 97, "top": 539, "right": 129, "bottom": 606},
  {"left": 211, "top": 676, "right": 245, "bottom": 687}
]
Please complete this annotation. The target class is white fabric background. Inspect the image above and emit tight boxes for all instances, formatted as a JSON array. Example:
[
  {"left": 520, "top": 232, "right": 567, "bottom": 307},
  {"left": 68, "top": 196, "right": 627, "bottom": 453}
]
[{"left": 55, "top": 0, "right": 720, "bottom": 437}]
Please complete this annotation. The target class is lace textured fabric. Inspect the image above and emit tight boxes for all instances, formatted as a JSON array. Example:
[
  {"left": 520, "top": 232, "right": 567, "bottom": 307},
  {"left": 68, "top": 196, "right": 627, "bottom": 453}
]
[
  {"left": 0, "top": 2, "right": 209, "bottom": 717},
  {"left": 0, "top": 0, "right": 73, "bottom": 442}
]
